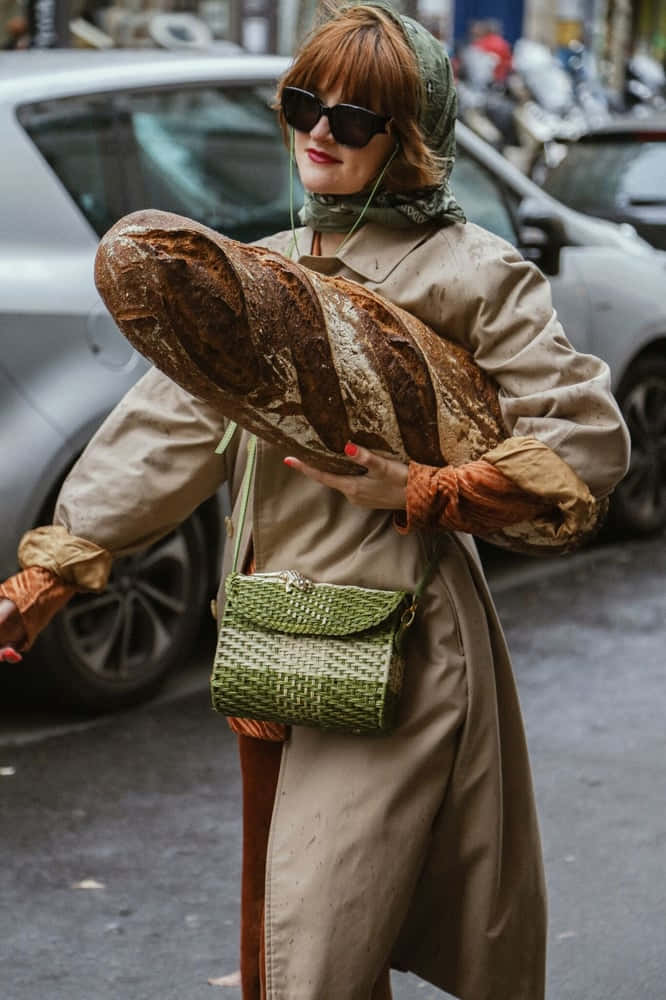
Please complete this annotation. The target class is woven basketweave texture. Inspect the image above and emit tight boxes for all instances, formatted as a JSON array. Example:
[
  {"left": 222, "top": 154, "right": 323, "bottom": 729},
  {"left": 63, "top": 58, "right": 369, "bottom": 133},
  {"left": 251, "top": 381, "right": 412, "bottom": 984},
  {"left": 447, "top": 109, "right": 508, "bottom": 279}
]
[{"left": 211, "top": 573, "right": 409, "bottom": 734}]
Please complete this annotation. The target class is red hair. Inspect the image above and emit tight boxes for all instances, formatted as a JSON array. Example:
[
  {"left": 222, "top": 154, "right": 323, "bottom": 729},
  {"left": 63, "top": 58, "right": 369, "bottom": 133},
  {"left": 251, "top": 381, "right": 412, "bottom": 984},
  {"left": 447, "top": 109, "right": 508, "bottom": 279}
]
[{"left": 276, "top": 3, "right": 444, "bottom": 191}]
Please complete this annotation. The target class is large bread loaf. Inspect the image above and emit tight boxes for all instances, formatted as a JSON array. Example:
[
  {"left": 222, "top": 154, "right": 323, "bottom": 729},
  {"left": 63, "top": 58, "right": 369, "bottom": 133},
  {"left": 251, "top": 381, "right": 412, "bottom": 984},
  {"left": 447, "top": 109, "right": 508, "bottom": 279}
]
[{"left": 95, "top": 210, "right": 506, "bottom": 476}]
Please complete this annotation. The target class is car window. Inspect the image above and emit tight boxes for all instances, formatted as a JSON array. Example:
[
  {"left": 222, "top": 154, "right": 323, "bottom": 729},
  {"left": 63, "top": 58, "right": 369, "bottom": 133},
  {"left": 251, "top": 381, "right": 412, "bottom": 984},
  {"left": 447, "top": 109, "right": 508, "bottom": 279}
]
[
  {"left": 18, "top": 97, "right": 125, "bottom": 237},
  {"left": 543, "top": 143, "right": 623, "bottom": 212},
  {"left": 543, "top": 140, "right": 666, "bottom": 209},
  {"left": 451, "top": 152, "right": 517, "bottom": 244},
  {"left": 119, "top": 85, "right": 301, "bottom": 243},
  {"left": 616, "top": 143, "right": 666, "bottom": 203},
  {"left": 18, "top": 83, "right": 301, "bottom": 243}
]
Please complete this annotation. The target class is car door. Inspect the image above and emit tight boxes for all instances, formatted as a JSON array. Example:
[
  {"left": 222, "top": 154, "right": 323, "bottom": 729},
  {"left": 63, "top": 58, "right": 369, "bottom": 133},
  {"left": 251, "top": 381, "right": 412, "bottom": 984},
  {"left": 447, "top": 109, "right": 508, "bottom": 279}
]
[
  {"left": 9, "top": 94, "right": 146, "bottom": 498},
  {"left": 451, "top": 150, "right": 594, "bottom": 353}
]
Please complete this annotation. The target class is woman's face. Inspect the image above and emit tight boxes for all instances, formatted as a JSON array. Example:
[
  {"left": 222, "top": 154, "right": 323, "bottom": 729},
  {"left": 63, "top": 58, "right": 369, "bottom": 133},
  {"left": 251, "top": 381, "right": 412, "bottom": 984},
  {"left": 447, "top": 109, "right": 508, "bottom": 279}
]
[{"left": 292, "top": 87, "right": 395, "bottom": 197}]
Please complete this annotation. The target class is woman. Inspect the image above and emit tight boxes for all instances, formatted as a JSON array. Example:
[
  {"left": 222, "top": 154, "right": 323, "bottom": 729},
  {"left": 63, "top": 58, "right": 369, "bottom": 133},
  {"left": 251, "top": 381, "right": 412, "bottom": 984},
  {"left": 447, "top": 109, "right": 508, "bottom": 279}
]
[{"left": 1, "top": 4, "right": 629, "bottom": 998}]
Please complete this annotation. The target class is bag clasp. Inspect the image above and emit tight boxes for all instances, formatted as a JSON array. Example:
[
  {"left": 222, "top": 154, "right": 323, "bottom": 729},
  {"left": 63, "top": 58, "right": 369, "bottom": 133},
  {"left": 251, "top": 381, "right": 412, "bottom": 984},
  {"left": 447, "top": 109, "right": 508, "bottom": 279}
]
[{"left": 254, "top": 569, "right": 315, "bottom": 594}]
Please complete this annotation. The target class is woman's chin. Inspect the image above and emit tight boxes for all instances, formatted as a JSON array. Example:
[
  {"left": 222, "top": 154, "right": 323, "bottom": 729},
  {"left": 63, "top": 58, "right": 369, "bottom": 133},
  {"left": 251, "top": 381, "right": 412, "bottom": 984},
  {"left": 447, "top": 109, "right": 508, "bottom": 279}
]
[
  {"left": 298, "top": 164, "right": 355, "bottom": 198},
  {"left": 302, "top": 176, "right": 342, "bottom": 196}
]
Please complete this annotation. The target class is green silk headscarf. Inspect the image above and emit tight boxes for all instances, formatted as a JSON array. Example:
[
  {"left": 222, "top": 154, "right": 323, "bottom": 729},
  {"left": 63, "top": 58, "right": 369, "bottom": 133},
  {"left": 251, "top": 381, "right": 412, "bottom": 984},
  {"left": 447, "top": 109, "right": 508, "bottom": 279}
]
[{"left": 298, "top": 0, "right": 466, "bottom": 232}]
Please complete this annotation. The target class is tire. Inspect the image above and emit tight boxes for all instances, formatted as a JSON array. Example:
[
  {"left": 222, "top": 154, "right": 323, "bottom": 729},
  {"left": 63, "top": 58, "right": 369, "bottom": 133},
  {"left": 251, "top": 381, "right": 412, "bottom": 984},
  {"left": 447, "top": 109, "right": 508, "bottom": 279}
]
[
  {"left": 32, "top": 512, "right": 211, "bottom": 711},
  {"left": 609, "top": 356, "right": 666, "bottom": 536}
]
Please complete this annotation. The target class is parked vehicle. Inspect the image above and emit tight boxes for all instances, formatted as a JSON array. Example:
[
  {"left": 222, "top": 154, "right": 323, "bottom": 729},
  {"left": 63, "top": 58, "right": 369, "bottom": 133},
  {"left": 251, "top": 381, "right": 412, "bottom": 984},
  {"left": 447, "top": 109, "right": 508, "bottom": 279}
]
[
  {"left": 560, "top": 38, "right": 616, "bottom": 121},
  {"left": 541, "top": 118, "right": 666, "bottom": 250},
  {"left": 452, "top": 122, "right": 666, "bottom": 539},
  {"left": 456, "top": 38, "right": 613, "bottom": 183},
  {"left": 0, "top": 50, "right": 299, "bottom": 710},
  {"left": 456, "top": 44, "right": 519, "bottom": 150},
  {"left": 3, "top": 51, "right": 666, "bottom": 709},
  {"left": 624, "top": 52, "right": 666, "bottom": 113},
  {"left": 510, "top": 39, "right": 597, "bottom": 181}
]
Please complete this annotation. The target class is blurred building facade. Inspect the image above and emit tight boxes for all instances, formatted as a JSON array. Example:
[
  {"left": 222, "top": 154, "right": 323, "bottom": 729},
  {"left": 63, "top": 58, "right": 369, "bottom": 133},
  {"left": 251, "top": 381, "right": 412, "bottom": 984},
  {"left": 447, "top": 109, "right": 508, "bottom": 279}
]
[
  {"left": 2, "top": 1, "right": 665, "bottom": 84},
  {"left": 0, "top": 0, "right": 443, "bottom": 52}
]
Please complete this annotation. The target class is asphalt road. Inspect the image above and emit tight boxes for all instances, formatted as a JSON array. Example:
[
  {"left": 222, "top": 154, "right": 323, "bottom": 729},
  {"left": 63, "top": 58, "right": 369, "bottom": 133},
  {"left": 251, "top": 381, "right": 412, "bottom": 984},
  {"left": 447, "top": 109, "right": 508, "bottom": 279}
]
[{"left": 1, "top": 535, "right": 665, "bottom": 1000}]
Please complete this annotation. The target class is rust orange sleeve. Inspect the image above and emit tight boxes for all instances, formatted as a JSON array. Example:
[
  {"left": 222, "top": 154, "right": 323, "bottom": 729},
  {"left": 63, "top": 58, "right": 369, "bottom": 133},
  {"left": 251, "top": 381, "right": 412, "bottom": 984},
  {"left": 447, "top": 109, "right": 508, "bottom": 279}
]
[
  {"left": 395, "top": 459, "right": 554, "bottom": 537},
  {"left": 0, "top": 567, "right": 76, "bottom": 652}
]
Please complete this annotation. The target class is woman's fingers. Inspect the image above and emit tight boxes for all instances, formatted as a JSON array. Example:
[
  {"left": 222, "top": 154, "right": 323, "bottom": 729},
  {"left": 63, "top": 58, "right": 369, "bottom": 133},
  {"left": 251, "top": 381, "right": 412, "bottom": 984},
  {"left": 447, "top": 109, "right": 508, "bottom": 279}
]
[
  {"left": 284, "top": 443, "right": 408, "bottom": 510},
  {"left": 0, "top": 598, "right": 17, "bottom": 625},
  {"left": 282, "top": 455, "right": 359, "bottom": 494},
  {"left": 0, "top": 598, "right": 27, "bottom": 653},
  {"left": 341, "top": 442, "right": 401, "bottom": 481}
]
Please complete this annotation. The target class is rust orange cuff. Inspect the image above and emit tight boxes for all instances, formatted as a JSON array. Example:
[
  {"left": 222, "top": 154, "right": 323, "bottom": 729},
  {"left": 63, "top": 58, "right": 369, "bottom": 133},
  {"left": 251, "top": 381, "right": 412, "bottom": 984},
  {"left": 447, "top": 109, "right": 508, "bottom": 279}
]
[
  {"left": 0, "top": 567, "right": 76, "bottom": 651},
  {"left": 395, "top": 459, "right": 553, "bottom": 537}
]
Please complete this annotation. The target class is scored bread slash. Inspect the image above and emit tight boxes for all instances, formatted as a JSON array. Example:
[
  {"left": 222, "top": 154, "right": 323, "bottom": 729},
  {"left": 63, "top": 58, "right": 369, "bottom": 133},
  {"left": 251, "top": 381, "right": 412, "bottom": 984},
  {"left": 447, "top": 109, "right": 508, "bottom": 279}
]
[
  {"left": 93, "top": 209, "right": 608, "bottom": 555},
  {"left": 94, "top": 209, "right": 505, "bottom": 476}
]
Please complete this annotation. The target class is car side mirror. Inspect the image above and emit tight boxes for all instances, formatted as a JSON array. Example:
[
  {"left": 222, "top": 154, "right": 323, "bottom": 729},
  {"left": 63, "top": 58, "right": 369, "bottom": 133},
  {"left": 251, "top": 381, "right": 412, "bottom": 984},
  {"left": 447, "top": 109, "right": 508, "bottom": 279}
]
[{"left": 517, "top": 199, "right": 567, "bottom": 276}]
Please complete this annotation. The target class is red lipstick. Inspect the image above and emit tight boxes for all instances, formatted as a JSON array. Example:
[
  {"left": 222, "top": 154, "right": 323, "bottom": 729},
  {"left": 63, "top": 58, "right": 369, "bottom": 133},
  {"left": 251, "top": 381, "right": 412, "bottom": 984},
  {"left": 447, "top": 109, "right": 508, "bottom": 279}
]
[{"left": 307, "top": 147, "right": 340, "bottom": 164}]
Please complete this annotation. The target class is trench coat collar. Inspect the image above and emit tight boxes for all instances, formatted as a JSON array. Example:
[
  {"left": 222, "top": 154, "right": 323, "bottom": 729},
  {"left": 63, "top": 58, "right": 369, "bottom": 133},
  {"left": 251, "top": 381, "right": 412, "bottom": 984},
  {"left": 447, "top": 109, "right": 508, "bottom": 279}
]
[{"left": 293, "top": 221, "right": 438, "bottom": 282}]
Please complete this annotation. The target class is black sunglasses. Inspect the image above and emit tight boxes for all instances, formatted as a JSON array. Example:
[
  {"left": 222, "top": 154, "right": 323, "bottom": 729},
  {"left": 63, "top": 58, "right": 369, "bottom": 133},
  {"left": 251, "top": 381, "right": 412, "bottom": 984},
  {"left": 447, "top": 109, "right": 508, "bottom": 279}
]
[{"left": 281, "top": 87, "right": 391, "bottom": 149}]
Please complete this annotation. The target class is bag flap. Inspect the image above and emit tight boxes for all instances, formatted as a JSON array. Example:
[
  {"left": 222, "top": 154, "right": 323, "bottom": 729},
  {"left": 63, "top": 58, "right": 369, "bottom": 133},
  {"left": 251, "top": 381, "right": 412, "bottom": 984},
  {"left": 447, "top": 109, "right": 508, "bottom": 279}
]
[{"left": 224, "top": 572, "right": 408, "bottom": 636}]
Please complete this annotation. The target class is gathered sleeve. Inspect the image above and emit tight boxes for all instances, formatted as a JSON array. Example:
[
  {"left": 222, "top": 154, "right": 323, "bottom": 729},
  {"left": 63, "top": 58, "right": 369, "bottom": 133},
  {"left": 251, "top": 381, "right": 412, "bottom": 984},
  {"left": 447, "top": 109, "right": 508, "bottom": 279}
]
[
  {"left": 2, "top": 367, "right": 232, "bottom": 643},
  {"left": 52, "top": 366, "right": 232, "bottom": 557},
  {"left": 430, "top": 229, "right": 631, "bottom": 500}
]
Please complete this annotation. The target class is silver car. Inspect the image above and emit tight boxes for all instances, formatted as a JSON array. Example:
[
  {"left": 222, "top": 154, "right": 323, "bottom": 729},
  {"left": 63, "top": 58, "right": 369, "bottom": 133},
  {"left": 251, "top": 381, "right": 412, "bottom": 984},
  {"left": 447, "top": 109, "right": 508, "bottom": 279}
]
[
  {"left": 1, "top": 50, "right": 663, "bottom": 709},
  {"left": 1, "top": 50, "right": 298, "bottom": 709}
]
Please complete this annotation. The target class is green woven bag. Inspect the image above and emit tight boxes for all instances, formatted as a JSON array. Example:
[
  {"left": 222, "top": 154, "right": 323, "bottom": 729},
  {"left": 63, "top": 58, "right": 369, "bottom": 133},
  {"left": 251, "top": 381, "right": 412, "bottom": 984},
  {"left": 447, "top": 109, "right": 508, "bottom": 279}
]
[
  {"left": 210, "top": 426, "right": 440, "bottom": 735},
  {"left": 212, "top": 570, "right": 412, "bottom": 733}
]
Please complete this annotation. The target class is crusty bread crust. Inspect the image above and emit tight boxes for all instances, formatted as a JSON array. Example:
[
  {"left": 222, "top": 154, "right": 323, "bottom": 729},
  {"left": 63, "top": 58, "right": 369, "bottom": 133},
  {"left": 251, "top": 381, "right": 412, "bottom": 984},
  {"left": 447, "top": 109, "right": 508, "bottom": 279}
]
[{"left": 95, "top": 209, "right": 506, "bottom": 475}]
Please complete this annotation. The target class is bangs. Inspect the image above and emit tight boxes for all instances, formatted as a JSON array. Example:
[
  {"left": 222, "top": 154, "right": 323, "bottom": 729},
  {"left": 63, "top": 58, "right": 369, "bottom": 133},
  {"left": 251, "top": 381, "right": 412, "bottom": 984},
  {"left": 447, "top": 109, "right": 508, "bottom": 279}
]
[
  {"left": 275, "top": 4, "right": 445, "bottom": 192},
  {"left": 281, "top": 8, "right": 420, "bottom": 119}
]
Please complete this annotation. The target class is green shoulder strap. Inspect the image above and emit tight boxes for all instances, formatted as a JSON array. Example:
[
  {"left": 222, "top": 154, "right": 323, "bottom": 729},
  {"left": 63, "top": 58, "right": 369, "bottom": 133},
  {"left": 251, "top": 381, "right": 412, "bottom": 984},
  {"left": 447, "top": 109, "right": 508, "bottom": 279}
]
[{"left": 216, "top": 422, "right": 257, "bottom": 573}]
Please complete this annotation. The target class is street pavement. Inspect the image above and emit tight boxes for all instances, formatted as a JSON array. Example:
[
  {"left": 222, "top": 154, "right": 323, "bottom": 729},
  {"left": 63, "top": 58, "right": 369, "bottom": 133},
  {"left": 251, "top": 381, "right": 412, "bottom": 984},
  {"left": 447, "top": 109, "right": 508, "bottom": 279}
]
[{"left": 1, "top": 534, "right": 665, "bottom": 1000}]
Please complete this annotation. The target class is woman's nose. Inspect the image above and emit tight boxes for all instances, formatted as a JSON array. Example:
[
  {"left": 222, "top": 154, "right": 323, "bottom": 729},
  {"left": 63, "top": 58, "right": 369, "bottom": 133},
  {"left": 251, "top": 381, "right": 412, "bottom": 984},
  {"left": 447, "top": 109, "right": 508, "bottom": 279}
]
[{"left": 309, "top": 111, "right": 333, "bottom": 141}]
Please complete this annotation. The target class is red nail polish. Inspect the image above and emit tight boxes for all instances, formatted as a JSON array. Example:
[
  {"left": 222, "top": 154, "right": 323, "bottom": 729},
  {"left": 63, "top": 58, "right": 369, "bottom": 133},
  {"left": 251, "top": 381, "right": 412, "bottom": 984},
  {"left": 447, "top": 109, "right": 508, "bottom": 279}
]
[
  {"left": 283, "top": 457, "right": 296, "bottom": 468},
  {"left": 344, "top": 442, "right": 358, "bottom": 457},
  {"left": 0, "top": 647, "right": 22, "bottom": 663}
]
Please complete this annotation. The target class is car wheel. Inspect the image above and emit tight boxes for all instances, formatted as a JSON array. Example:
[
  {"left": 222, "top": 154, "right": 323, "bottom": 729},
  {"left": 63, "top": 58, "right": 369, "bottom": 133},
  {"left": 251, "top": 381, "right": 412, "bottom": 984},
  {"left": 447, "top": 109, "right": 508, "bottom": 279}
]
[
  {"left": 610, "top": 356, "right": 666, "bottom": 536},
  {"left": 32, "top": 512, "right": 211, "bottom": 711}
]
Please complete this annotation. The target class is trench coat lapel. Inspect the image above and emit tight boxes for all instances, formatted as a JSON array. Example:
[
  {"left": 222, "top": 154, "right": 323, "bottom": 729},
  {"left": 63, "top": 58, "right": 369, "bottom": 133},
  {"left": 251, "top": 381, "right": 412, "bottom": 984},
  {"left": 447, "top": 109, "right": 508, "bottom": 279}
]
[{"left": 273, "top": 222, "right": 438, "bottom": 281}]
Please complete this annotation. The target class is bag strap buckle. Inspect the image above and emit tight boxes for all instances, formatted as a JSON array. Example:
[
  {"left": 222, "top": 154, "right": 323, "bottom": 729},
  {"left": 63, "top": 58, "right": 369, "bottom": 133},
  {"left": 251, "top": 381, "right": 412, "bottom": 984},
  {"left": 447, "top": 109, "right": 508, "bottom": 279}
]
[{"left": 400, "top": 601, "right": 417, "bottom": 631}]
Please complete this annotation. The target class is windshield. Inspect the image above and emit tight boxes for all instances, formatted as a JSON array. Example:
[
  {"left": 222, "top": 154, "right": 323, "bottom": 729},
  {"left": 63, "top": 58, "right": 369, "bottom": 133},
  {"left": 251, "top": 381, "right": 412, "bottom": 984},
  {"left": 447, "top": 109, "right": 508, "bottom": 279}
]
[{"left": 544, "top": 140, "right": 666, "bottom": 210}]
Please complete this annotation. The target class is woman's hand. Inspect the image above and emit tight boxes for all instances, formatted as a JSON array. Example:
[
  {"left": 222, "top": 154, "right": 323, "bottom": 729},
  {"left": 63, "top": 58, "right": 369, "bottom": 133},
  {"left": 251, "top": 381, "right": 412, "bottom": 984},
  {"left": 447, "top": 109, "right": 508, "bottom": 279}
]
[
  {"left": 284, "top": 442, "right": 408, "bottom": 511},
  {"left": 0, "top": 598, "right": 25, "bottom": 662},
  {"left": 0, "top": 568, "right": 75, "bottom": 657}
]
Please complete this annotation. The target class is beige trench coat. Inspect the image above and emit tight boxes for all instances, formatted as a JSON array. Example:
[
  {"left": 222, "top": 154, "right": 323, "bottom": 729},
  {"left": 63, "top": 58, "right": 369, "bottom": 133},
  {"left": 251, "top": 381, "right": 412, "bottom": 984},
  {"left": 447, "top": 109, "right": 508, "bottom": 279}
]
[{"left": 54, "top": 220, "right": 630, "bottom": 1000}]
